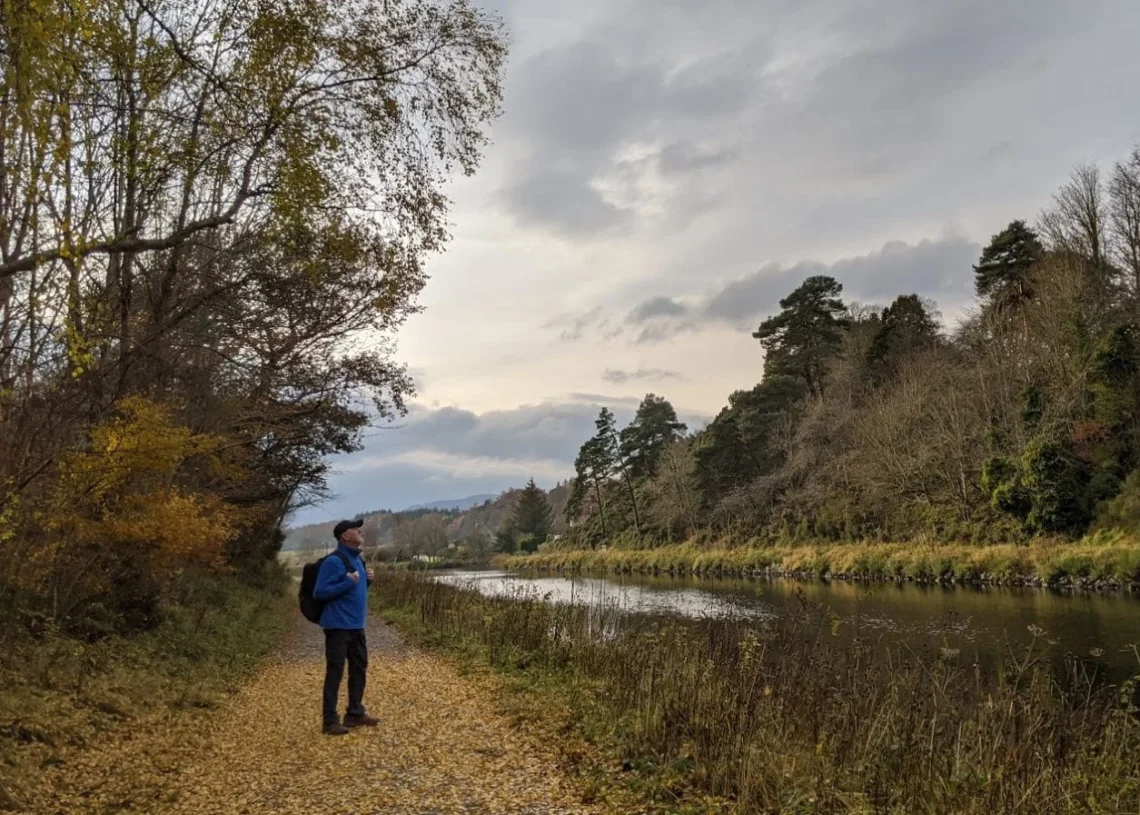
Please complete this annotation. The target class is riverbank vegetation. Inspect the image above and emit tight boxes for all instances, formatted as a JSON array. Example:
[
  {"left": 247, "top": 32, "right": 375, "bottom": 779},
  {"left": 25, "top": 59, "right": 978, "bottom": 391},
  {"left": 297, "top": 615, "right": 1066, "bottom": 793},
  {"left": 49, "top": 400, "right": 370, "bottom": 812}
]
[
  {"left": 500, "top": 532, "right": 1140, "bottom": 587},
  {"left": 377, "top": 571, "right": 1140, "bottom": 814},
  {"left": 554, "top": 155, "right": 1140, "bottom": 553}
]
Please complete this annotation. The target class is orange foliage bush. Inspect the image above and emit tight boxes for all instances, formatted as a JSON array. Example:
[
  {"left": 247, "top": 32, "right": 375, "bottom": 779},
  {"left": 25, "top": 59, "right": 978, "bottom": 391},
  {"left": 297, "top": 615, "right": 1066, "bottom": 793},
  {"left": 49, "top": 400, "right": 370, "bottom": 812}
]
[
  {"left": 10, "top": 398, "right": 255, "bottom": 633},
  {"left": 48, "top": 397, "right": 237, "bottom": 572}
]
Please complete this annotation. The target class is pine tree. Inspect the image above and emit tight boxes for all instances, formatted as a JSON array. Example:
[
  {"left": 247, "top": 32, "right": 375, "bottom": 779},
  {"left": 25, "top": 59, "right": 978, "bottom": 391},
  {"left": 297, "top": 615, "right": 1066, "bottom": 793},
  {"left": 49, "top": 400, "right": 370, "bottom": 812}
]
[
  {"left": 511, "top": 478, "right": 553, "bottom": 543},
  {"left": 753, "top": 275, "right": 848, "bottom": 398},
  {"left": 595, "top": 407, "right": 641, "bottom": 534},
  {"left": 694, "top": 375, "right": 806, "bottom": 509},
  {"left": 568, "top": 435, "right": 611, "bottom": 538},
  {"left": 866, "top": 294, "right": 942, "bottom": 379},
  {"left": 495, "top": 523, "right": 517, "bottom": 554},
  {"left": 974, "top": 220, "right": 1044, "bottom": 310},
  {"left": 620, "top": 394, "right": 687, "bottom": 479}
]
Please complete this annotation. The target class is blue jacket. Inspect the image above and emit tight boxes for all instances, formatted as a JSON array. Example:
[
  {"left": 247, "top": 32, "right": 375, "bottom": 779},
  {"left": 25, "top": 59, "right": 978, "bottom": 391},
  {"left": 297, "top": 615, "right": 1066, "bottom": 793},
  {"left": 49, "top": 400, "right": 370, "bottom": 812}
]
[{"left": 313, "top": 544, "right": 369, "bottom": 630}]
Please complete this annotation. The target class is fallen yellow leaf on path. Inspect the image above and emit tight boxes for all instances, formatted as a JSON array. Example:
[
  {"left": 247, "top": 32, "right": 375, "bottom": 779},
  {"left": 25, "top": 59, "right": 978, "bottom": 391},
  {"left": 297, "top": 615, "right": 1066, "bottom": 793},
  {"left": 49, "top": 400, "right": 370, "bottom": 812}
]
[{"left": 23, "top": 616, "right": 599, "bottom": 815}]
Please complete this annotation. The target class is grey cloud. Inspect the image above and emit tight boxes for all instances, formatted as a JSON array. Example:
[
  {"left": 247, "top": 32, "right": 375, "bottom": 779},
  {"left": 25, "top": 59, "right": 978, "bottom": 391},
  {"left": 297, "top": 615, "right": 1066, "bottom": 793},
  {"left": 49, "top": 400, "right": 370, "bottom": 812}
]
[
  {"left": 497, "top": 24, "right": 764, "bottom": 237},
  {"left": 509, "top": 41, "right": 662, "bottom": 156},
  {"left": 291, "top": 454, "right": 581, "bottom": 527},
  {"left": 626, "top": 296, "right": 689, "bottom": 323},
  {"left": 828, "top": 237, "right": 980, "bottom": 304},
  {"left": 657, "top": 141, "right": 742, "bottom": 175},
  {"left": 497, "top": 58, "right": 637, "bottom": 238},
  {"left": 501, "top": 162, "right": 630, "bottom": 238},
  {"left": 299, "top": 460, "right": 527, "bottom": 524},
  {"left": 981, "top": 141, "right": 1017, "bottom": 163},
  {"left": 601, "top": 368, "right": 682, "bottom": 385},
  {"left": 375, "top": 397, "right": 709, "bottom": 463},
  {"left": 508, "top": 33, "right": 762, "bottom": 156},
  {"left": 703, "top": 261, "right": 818, "bottom": 324},
  {"left": 623, "top": 296, "right": 697, "bottom": 343},
  {"left": 497, "top": 39, "right": 665, "bottom": 238},
  {"left": 407, "top": 367, "right": 430, "bottom": 393},
  {"left": 620, "top": 235, "right": 981, "bottom": 342},
  {"left": 387, "top": 402, "right": 602, "bottom": 462},
  {"left": 758, "top": 1, "right": 1082, "bottom": 177},
  {"left": 566, "top": 393, "right": 644, "bottom": 409},
  {"left": 662, "top": 50, "right": 760, "bottom": 119},
  {"left": 545, "top": 306, "right": 614, "bottom": 342},
  {"left": 496, "top": 0, "right": 1090, "bottom": 240},
  {"left": 633, "top": 321, "right": 697, "bottom": 345}
]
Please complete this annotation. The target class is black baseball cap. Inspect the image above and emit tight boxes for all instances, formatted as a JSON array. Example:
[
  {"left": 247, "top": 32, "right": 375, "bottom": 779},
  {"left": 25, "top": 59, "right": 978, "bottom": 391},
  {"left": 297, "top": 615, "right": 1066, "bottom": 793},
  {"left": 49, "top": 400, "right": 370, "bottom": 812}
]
[{"left": 332, "top": 518, "right": 364, "bottom": 539}]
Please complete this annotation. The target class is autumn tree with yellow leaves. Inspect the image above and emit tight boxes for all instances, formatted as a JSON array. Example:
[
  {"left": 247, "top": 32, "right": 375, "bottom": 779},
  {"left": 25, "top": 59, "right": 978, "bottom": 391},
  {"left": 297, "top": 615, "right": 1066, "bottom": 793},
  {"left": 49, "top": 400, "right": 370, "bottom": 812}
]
[{"left": 0, "top": 0, "right": 506, "bottom": 636}]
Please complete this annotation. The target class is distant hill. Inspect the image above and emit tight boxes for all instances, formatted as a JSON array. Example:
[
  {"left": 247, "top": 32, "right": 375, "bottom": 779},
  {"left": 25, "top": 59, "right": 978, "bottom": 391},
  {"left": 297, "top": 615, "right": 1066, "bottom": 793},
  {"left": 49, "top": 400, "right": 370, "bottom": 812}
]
[
  {"left": 281, "top": 483, "right": 572, "bottom": 552},
  {"left": 404, "top": 494, "right": 496, "bottom": 512}
]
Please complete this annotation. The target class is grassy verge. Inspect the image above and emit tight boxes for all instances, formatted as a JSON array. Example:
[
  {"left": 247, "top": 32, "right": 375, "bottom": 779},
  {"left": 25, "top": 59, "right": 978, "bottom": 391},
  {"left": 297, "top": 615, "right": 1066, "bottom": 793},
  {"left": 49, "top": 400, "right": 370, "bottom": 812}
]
[
  {"left": 0, "top": 569, "right": 293, "bottom": 811},
  {"left": 498, "top": 531, "right": 1140, "bottom": 588},
  {"left": 375, "top": 570, "right": 1140, "bottom": 814},
  {"left": 373, "top": 578, "right": 720, "bottom": 814}
]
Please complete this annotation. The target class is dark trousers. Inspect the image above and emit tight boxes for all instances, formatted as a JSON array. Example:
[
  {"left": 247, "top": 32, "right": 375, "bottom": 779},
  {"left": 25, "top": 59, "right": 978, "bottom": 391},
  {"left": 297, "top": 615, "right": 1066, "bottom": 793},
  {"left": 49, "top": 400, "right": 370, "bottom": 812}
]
[{"left": 323, "top": 628, "right": 368, "bottom": 726}]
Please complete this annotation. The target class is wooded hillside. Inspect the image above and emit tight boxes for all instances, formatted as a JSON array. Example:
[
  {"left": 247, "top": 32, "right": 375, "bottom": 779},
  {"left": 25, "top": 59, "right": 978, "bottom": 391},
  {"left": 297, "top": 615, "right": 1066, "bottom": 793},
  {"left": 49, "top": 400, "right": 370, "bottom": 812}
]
[{"left": 562, "top": 157, "right": 1140, "bottom": 547}]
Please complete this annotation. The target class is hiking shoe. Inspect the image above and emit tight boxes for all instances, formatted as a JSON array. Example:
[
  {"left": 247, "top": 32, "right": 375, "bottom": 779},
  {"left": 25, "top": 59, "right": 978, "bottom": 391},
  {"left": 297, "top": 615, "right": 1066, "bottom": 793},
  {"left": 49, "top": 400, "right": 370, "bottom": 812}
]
[
  {"left": 343, "top": 714, "right": 379, "bottom": 728},
  {"left": 323, "top": 723, "right": 351, "bottom": 736}
]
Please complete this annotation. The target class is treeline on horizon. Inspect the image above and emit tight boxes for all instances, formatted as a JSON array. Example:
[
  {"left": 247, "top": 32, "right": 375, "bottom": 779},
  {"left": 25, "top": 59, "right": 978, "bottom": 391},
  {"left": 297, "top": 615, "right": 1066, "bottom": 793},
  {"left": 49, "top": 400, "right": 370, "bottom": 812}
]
[
  {"left": 0, "top": 0, "right": 507, "bottom": 638},
  {"left": 286, "top": 481, "right": 572, "bottom": 560},
  {"left": 561, "top": 152, "right": 1140, "bottom": 548}
]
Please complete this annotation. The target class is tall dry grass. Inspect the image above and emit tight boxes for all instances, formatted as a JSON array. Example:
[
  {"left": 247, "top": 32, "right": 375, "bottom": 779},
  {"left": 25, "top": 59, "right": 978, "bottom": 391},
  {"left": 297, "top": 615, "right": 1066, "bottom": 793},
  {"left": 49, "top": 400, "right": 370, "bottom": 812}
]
[
  {"left": 377, "top": 571, "right": 1140, "bottom": 814},
  {"left": 499, "top": 532, "right": 1140, "bottom": 588}
]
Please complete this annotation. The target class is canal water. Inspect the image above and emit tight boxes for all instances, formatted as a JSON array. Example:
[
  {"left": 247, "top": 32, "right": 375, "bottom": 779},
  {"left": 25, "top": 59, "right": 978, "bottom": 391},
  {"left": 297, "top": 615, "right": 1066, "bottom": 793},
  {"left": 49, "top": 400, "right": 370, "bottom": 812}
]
[{"left": 435, "top": 569, "right": 1140, "bottom": 680}]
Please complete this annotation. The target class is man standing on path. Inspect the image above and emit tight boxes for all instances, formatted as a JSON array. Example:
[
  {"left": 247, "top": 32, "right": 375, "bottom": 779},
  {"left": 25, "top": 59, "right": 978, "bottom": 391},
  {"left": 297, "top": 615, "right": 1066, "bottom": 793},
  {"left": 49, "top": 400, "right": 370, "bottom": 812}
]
[{"left": 314, "top": 519, "right": 380, "bottom": 735}]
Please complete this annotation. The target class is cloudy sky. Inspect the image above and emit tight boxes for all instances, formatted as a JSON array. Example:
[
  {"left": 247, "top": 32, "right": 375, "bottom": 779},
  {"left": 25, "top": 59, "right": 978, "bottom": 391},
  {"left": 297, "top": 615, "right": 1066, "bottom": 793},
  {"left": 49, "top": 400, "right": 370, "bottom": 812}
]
[{"left": 294, "top": 0, "right": 1140, "bottom": 524}]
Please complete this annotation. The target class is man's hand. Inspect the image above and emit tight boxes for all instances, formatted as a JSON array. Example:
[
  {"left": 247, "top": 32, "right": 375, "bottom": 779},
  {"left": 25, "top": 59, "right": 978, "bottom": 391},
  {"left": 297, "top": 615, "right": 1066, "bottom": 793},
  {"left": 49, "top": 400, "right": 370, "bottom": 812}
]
[
  {"left": 366, "top": 566, "right": 375, "bottom": 582},
  {"left": 347, "top": 570, "right": 360, "bottom": 584}
]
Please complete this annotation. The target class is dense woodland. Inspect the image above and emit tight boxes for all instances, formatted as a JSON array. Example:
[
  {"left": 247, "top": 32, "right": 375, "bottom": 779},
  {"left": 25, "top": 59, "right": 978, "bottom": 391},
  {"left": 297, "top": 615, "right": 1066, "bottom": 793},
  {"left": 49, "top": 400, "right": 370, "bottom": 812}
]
[
  {"left": 563, "top": 156, "right": 1140, "bottom": 548},
  {"left": 0, "top": 0, "right": 506, "bottom": 637}
]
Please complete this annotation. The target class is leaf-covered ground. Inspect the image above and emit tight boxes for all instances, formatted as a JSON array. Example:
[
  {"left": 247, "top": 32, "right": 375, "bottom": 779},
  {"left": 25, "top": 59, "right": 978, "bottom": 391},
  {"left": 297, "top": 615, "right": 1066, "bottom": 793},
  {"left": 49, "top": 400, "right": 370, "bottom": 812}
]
[{"left": 20, "top": 616, "right": 598, "bottom": 815}]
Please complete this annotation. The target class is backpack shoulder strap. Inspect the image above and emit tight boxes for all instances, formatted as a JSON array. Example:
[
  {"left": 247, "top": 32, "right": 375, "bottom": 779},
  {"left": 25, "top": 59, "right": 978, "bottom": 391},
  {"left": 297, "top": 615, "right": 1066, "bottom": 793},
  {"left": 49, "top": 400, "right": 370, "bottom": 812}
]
[{"left": 332, "top": 549, "right": 355, "bottom": 574}]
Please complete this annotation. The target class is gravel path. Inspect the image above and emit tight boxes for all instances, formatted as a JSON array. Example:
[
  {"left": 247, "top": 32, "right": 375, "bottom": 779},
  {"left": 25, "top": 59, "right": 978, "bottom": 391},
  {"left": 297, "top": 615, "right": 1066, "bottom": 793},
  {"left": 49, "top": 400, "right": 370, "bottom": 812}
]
[{"left": 147, "top": 614, "right": 597, "bottom": 815}]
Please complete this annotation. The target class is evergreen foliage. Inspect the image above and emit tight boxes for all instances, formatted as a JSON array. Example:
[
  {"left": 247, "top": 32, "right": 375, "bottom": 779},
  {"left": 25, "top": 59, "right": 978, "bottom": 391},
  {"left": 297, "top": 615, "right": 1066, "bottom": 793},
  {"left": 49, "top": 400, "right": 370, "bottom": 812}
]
[
  {"left": 974, "top": 220, "right": 1045, "bottom": 308},
  {"left": 510, "top": 479, "right": 554, "bottom": 543}
]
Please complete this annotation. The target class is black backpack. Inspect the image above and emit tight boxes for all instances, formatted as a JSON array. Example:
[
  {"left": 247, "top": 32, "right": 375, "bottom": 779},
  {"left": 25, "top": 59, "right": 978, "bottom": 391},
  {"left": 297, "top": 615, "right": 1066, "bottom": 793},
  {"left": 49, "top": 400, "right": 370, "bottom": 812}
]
[{"left": 298, "top": 550, "right": 355, "bottom": 624}]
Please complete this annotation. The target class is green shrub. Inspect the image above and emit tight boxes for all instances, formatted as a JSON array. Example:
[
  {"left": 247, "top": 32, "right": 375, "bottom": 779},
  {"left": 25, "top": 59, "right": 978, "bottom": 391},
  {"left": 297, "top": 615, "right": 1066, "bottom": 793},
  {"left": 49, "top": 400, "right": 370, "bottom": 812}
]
[
  {"left": 1095, "top": 470, "right": 1140, "bottom": 534},
  {"left": 1022, "top": 436, "right": 1093, "bottom": 535}
]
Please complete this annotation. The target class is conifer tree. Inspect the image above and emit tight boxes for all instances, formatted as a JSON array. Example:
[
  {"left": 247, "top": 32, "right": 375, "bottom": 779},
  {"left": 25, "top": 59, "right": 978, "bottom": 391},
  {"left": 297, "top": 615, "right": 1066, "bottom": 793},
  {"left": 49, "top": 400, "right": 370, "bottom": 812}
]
[
  {"left": 974, "top": 220, "right": 1044, "bottom": 310},
  {"left": 753, "top": 275, "right": 848, "bottom": 398},
  {"left": 595, "top": 407, "right": 641, "bottom": 534},
  {"left": 511, "top": 478, "right": 553, "bottom": 543},
  {"left": 621, "top": 394, "right": 687, "bottom": 479}
]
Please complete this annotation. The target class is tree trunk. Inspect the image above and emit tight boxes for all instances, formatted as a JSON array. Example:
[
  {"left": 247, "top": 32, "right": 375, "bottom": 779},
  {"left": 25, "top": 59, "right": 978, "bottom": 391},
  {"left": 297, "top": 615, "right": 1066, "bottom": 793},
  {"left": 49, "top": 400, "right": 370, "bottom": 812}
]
[
  {"left": 591, "top": 472, "right": 608, "bottom": 540},
  {"left": 608, "top": 428, "right": 641, "bottom": 535}
]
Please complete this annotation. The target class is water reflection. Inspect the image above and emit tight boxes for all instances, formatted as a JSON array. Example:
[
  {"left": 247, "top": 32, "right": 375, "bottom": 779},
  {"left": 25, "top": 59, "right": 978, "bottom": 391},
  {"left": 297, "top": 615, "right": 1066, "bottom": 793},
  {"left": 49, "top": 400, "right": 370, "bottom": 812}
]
[
  {"left": 434, "top": 569, "right": 1140, "bottom": 681},
  {"left": 436, "top": 570, "right": 772, "bottom": 621}
]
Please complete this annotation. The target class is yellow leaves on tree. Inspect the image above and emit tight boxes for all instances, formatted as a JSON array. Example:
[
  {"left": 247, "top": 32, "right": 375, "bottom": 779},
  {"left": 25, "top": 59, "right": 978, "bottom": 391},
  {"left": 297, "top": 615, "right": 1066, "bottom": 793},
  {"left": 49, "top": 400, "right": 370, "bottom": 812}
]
[
  {"left": 100, "top": 491, "right": 236, "bottom": 576},
  {"left": 49, "top": 396, "right": 237, "bottom": 579}
]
